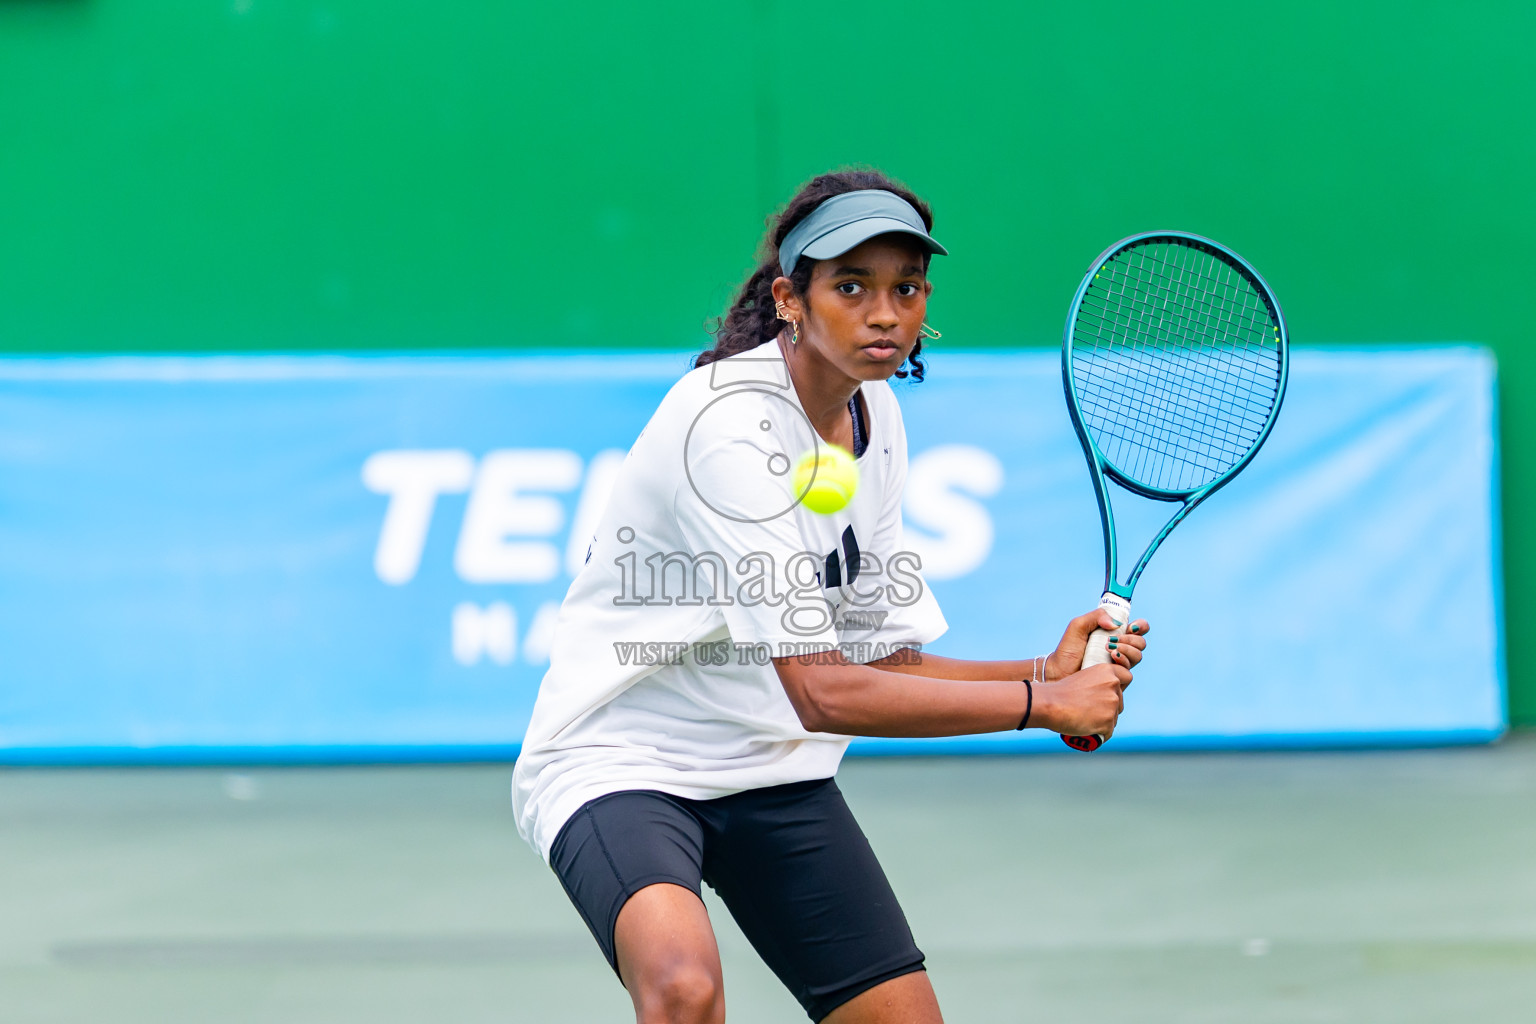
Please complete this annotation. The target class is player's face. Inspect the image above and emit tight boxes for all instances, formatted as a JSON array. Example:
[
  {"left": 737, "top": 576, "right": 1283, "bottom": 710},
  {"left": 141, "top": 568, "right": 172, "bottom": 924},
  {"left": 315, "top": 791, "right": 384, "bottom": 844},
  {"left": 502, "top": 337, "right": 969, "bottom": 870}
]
[{"left": 793, "top": 235, "right": 932, "bottom": 381}]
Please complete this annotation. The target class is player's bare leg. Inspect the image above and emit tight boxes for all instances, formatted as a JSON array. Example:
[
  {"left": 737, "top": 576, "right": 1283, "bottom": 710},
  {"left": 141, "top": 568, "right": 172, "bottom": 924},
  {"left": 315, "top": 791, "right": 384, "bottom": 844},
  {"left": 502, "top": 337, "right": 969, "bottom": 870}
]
[
  {"left": 613, "top": 882, "right": 726, "bottom": 1024},
  {"left": 823, "top": 970, "right": 943, "bottom": 1024}
]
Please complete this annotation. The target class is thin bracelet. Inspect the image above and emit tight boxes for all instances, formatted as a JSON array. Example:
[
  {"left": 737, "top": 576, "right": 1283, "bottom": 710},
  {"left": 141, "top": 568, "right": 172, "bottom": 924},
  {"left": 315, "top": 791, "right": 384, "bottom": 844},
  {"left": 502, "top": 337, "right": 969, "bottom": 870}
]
[{"left": 1016, "top": 653, "right": 1045, "bottom": 731}]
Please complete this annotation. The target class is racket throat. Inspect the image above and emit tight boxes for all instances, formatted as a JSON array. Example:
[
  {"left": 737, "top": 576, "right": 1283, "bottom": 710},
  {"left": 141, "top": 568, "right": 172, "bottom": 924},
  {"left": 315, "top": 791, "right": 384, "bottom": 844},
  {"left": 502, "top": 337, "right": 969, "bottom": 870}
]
[{"left": 1093, "top": 473, "right": 1176, "bottom": 597}]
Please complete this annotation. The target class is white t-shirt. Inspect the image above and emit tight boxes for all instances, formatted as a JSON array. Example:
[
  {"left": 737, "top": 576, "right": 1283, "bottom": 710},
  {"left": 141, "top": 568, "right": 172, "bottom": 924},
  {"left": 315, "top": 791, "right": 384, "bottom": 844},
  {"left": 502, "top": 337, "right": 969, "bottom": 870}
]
[{"left": 512, "top": 340, "right": 949, "bottom": 860}]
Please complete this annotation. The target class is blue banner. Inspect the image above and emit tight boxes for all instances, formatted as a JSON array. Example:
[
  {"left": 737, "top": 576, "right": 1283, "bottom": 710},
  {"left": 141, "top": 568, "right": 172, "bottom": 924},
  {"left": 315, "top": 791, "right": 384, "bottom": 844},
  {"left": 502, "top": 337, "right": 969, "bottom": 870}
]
[{"left": 0, "top": 348, "right": 1504, "bottom": 762}]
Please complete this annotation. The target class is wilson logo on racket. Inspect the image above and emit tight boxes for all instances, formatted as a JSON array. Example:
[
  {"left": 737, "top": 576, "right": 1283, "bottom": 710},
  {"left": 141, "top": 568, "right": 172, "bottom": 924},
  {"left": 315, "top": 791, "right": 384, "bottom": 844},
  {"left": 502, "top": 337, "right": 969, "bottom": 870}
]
[{"left": 1060, "top": 231, "right": 1289, "bottom": 752}]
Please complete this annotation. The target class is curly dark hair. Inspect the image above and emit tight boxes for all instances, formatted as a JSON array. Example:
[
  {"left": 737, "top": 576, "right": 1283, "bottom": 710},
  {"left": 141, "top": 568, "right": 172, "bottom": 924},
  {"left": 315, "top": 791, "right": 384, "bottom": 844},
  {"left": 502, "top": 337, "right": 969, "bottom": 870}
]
[{"left": 693, "top": 168, "right": 935, "bottom": 382}]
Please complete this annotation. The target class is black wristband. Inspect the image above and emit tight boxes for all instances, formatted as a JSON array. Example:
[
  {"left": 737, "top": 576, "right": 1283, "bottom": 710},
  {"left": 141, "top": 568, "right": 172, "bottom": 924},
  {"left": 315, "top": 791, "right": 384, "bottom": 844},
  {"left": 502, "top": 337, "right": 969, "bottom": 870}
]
[{"left": 1015, "top": 678, "right": 1033, "bottom": 731}]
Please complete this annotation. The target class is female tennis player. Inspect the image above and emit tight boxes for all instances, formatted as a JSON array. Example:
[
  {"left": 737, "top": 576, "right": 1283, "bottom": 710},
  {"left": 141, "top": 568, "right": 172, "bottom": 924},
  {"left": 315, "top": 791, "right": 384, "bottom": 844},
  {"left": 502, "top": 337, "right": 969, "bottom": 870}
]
[{"left": 512, "top": 169, "right": 1149, "bottom": 1024}]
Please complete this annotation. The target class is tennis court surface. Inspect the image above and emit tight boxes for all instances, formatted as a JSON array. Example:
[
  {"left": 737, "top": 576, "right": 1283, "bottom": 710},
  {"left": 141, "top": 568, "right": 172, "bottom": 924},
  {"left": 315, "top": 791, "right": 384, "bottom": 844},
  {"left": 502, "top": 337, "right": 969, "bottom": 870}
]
[{"left": 4, "top": 737, "right": 1533, "bottom": 1023}]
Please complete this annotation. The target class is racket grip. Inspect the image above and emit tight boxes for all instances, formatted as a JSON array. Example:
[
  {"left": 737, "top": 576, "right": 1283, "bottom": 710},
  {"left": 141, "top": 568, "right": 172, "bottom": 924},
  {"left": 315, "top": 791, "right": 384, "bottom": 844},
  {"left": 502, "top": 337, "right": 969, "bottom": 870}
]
[{"left": 1061, "top": 592, "right": 1132, "bottom": 753}]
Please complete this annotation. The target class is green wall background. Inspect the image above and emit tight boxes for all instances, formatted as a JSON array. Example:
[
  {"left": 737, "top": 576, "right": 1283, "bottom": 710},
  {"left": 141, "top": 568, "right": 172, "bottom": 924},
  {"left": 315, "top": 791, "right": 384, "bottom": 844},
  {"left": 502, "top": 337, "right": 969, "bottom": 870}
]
[{"left": 3, "top": 1, "right": 1532, "bottom": 722}]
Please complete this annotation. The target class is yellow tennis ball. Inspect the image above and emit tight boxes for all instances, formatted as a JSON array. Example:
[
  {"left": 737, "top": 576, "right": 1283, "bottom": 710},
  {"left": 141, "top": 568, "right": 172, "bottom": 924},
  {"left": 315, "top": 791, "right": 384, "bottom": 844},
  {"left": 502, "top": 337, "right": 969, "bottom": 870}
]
[{"left": 793, "top": 444, "right": 859, "bottom": 514}]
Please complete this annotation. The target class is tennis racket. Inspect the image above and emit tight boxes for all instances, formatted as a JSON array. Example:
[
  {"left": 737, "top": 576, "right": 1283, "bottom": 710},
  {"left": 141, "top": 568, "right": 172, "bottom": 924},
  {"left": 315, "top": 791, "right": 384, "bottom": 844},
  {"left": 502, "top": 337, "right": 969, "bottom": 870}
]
[{"left": 1060, "top": 231, "right": 1289, "bottom": 752}]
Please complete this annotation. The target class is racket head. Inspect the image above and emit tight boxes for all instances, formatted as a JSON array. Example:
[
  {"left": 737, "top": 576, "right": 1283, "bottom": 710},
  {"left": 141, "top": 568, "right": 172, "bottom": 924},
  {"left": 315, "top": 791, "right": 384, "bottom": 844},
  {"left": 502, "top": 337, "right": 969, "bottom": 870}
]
[{"left": 1062, "top": 231, "right": 1289, "bottom": 503}]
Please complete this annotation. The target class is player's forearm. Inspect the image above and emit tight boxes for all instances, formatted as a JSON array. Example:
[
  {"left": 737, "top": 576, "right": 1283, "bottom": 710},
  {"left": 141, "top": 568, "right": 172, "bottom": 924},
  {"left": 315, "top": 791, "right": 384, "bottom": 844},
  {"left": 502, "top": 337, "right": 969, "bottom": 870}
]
[
  {"left": 869, "top": 650, "right": 1045, "bottom": 684},
  {"left": 785, "top": 662, "right": 1042, "bottom": 737}
]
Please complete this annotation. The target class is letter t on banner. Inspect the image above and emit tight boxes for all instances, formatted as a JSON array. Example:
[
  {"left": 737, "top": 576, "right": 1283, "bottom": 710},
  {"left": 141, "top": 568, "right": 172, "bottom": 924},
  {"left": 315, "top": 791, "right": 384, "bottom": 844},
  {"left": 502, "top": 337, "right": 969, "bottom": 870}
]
[{"left": 362, "top": 450, "right": 476, "bottom": 584}]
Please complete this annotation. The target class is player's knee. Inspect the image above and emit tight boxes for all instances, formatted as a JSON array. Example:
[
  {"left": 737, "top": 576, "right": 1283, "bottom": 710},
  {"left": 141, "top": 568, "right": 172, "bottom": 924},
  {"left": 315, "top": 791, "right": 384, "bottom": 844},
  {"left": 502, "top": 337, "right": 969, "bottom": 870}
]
[{"left": 634, "top": 962, "right": 722, "bottom": 1024}]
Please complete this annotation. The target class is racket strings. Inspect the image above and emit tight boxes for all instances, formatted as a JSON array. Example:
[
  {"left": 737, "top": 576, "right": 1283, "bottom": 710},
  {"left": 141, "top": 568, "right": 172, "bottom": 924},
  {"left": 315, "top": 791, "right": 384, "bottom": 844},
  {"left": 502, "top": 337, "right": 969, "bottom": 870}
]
[
  {"left": 1098, "top": 248, "right": 1276, "bottom": 417},
  {"left": 1082, "top": 291, "right": 1271, "bottom": 464},
  {"left": 1072, "top": 240, "right": 1283, "bottom": 493},
  {"left": 1078, "top": 292, "right": 1273, "bottom": 485},
  {"left": 1075, "top": 333, "right": 1268, "bottom": 488}
]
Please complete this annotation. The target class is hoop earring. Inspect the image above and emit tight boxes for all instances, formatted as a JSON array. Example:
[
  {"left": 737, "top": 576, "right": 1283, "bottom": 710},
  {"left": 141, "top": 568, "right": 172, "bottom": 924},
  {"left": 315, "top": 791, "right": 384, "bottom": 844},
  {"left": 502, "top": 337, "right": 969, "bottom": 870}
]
[{"left": 919, "top": 322, "right": 942, "bottom": 340}]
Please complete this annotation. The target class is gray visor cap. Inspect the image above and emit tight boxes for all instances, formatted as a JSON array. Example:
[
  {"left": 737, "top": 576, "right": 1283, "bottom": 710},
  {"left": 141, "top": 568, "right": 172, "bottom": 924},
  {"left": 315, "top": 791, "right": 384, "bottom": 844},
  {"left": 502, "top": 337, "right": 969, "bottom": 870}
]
[{"left": 778, "top": 189, "right": 948, "bottom": 277}]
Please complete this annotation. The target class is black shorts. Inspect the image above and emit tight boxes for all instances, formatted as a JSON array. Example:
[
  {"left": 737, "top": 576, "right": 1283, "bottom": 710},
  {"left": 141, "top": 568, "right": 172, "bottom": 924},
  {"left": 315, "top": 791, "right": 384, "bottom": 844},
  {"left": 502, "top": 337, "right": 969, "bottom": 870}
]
[{"left": 548, "top": 777, "right": 925, "bottom": 1022}]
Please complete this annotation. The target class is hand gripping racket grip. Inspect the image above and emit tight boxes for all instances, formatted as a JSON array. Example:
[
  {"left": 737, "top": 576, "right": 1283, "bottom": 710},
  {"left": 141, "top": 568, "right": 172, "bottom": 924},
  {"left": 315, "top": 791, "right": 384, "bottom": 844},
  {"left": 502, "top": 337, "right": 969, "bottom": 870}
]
[{"left": 1061, "top": 592, "right": 1131, "bottom": 752}]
